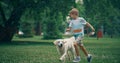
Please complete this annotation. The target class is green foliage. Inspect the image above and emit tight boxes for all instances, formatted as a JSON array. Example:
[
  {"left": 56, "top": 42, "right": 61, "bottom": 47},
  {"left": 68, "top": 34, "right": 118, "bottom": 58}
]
[
  {"left": 19, "top": 9, "right": 34, "bottom": 38},
  {"left": 43, "top": 20, "right": 62, "bottom": 39},
  {"left": 0, "top": 0, "right": 75, "bottom": 41},
  {"left": 19, "top": 0, "right": 75, "bottom": 39},
  {"left": 42, "top": 8, "right": 62, "bottom": 39},
  {"left": 41, "top": 0, "right": 75, "bottom": 39},
  {"left": 83, "top": 0, "right": 120, "bottom": 37},
  {"left": 57, "top": 12, "right": 66, "bottom": 33},
  {"left": 76, "top": 0, "right": 85, "bottom": 17},
  {"left": 19, "top": 21, "right": 34, "bottom": 38}
]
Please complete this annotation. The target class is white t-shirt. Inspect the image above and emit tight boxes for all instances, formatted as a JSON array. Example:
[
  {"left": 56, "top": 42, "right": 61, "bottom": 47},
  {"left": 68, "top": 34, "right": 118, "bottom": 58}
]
[{"left": 69, "top": 17, "right": 87, "bottom": 36}]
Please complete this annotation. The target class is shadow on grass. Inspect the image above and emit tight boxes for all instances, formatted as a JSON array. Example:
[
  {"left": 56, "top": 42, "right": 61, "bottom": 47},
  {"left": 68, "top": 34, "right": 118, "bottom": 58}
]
[{"left": 0, "top": 41, "right": 54, "bottom": 46}]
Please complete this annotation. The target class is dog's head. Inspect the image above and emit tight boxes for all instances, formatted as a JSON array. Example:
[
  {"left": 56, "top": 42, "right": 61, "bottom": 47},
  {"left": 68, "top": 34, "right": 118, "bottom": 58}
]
[{"left": 53, "top": 39, "right": 66, "bottom": 47}]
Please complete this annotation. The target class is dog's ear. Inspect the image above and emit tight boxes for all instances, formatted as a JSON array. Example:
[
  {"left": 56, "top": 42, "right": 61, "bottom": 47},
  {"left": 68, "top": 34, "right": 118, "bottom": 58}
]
[{"left": 53, "top": 40, "right": 58, "bottom": 46}]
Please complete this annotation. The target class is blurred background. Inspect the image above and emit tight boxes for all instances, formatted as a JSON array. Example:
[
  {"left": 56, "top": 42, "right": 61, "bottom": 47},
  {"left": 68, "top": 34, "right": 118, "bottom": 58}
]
[
  {"left": 0, "top": 0, "right": 120, "bottom": 42},
  {"left": 0, "top": 0, "right": 120, "bottom": 63},
  {"left": 0, "top": 0, "right": 120, "bottom": 41}
]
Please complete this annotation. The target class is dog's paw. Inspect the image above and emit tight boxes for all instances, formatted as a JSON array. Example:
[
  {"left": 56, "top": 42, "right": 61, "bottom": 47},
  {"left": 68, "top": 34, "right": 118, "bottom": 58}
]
[
  {"left": 59, "top": 58, "right": 62, "bottom": 61},
  {"left": 59, "top": 58, "right": 63, "bottom": 61}
]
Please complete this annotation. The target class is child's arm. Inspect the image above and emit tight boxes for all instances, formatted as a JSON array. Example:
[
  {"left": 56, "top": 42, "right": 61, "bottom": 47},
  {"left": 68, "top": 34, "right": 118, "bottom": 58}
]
[
  {"left": 86, "top": 22, "right": 95, "bottom": 35},
  {"left": 66, "top": 27, "right": 72, "bottom": 32},
  {"left": 86, "top": 22, "right": 95, "bottom": 32}
]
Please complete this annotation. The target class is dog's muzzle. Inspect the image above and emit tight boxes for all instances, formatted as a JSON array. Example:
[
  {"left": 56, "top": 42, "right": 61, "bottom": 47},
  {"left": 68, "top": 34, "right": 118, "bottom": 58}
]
[
  {"left": 58, "top": 44, "right": 63, "bottom": 47},
  {"left": 58, "top": 41, "right": 63, "bottom": 47}
]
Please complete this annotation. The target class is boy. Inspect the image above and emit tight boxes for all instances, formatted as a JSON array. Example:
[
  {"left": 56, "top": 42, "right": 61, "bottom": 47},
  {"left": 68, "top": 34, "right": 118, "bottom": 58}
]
[{"left": 66, "top": 8, "right": 95, "bottom": 63}]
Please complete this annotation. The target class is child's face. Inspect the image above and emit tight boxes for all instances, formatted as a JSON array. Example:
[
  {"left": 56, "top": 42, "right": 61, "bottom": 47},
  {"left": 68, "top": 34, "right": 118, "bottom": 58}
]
[{"left": 70, "top": 13, "right": 78, "bottom": 19}]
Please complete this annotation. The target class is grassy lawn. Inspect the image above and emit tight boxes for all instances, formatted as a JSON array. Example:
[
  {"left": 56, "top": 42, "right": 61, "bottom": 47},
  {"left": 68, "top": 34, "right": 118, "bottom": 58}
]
[{"left": 0, "top": 36, "right": 120, "bottom": 63}]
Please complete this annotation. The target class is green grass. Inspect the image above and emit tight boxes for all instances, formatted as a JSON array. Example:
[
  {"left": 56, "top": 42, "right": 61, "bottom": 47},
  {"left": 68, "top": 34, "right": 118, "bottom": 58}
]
[{"left": 0, "top": 36, "right": 120, "bottom": 63}]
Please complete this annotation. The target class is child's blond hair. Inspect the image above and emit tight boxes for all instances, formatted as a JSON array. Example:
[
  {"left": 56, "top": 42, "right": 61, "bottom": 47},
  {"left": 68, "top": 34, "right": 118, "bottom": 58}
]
[{"left": 69, "top": 8, "right": 79, "bottom": 16}]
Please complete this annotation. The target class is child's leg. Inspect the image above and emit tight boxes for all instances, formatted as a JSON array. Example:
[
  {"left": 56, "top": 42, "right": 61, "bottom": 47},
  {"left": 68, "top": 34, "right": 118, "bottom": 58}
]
[
  {"left": 76, "top": 35, "right": 92, "bottom": 63},
  {"left": 79, "top": 44, "right": 88, "bottom": 56},
  {"left": 78, "top": 43, "right": 92, "bottom": 63},
  {"left": 74, "top": 43, "right": 80, "bottom": 56},
  {"left": 73, "top": 42, "right": 81, "bottom": 62},
  {"left": 72, "top": 34, "right": 81, "bottom": 62},
  {"left": 76, "top": 36, "right": 89, "bottom": 57}
]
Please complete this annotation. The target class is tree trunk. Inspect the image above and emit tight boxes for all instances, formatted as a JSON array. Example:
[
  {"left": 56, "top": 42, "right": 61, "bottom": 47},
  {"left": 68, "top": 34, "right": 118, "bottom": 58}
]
[
  {"left": 0, "top": 26, "right": 17, "bottom": 42},
  {"left": 0, "top": 2, "right": 27, "bottom": 42},
  {"left": 35, "top": 22, "right": 42, "bottom": 35}
]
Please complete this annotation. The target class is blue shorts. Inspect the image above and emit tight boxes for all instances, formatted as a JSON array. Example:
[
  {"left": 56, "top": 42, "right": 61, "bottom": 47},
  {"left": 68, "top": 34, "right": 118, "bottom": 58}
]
[{"left": 73, "top": 33, "right": 84, "bottom": 45}]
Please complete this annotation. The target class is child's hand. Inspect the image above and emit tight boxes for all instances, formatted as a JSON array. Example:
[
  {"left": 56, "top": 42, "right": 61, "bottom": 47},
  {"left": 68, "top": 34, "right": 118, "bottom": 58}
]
[
  {"left": 91, "top": 32, "right": 95, "bottom": 35},
  {"left": 66, "top": 28, "right": 71, "bottom": 32}
]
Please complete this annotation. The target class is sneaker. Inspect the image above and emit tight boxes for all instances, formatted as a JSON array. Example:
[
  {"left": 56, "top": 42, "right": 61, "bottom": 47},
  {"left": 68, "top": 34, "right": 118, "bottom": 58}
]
[
  {"left": 87, "top": 54, "right": 92, "bottom": 63},
  {"left": 73, "top": 57, "right": 81, "bottom": 63}
]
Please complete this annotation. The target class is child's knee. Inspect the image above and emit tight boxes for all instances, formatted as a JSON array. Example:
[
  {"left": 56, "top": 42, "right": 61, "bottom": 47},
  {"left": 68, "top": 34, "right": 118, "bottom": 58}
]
[
  {"left": 79, "top": 43, "right": 84, "bottom": 46},
  {"left": 74, "top": 43, "right": 79, "bottom": 49},
  {"left": 74, "top": 42, "right": 78, "bottom": 46}
]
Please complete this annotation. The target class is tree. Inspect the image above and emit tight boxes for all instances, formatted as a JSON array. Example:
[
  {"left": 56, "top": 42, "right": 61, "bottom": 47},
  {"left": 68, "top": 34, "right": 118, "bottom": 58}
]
[
  {"left": 0, "top": 0, "right": 34, "bottom": 42},
  {"left": 19, "top": 8, "right": 35, "bottom": 37},
  {"left": 83, "top": 0, "right": 120, "bottom": 37},
  {"left": 41, "top": 8, "right": 62, "bottom": 39},
  {"left": 0, "top": 0, "right": 75, "bottom": 42},
  {"left": 57, "top": 12, "right": 65, "bottom": 33}
]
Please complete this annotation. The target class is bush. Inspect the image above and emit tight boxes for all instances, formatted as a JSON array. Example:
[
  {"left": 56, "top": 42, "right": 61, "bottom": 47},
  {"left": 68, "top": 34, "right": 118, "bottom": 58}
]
[
  {"left": 43, "top": 16, "right": 62, "bottom": 39},
  {"left": 41, "top": 8, "right": 63, "bottom": 39},
  {"left": 18, "top": 21, "right": 34, "bottom": 38}
]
